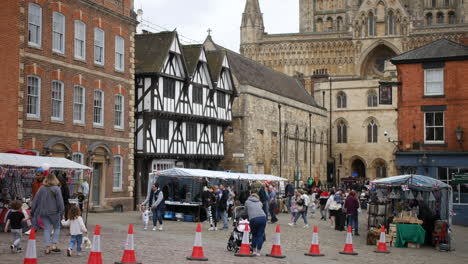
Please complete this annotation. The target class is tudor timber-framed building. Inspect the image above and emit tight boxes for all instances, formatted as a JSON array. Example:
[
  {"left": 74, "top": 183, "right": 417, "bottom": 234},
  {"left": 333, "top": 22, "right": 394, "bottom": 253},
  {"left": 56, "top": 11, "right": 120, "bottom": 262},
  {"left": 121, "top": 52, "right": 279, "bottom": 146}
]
[
  {"left": 134, "top": 32, "right": 235, "bottom": 195},
  {"left": 240, "top": 0, "right": 468, "bottom": 183}
]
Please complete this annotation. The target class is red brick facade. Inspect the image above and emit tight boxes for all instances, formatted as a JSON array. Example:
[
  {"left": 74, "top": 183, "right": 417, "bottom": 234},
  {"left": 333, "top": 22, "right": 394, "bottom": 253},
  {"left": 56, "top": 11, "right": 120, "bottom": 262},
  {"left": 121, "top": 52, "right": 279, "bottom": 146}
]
[
  {"left": 0, "top": 0, "right": 137, "bottom": 210},
  {"left": 396, "top": 60, "right": 468, "bottom": 151}
]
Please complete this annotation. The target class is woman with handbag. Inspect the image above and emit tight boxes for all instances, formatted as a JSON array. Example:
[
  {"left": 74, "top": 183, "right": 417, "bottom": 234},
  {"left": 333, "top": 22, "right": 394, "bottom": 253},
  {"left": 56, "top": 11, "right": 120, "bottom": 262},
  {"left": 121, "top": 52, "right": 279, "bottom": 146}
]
[
  {"left": 31, "top": 173, "right": 65, "bottom": 254},
  {"left": 289, "top": 190, "right": 310, "bottom": 228},
  {"left": 325, "top": 190, "right": 338, "bottom": 228}
]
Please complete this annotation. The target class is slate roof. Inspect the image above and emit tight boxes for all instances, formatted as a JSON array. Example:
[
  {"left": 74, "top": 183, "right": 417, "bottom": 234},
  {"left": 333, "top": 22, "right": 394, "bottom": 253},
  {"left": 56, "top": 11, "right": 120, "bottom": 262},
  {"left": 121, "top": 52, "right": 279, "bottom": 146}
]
[
  {"left": 391, "top": 38, "right": 468, "bottom": 64},
  {"left": 181, "top": 45, "right": 203, "bottom": 77},
  {"left": 223, "top": 49, "right": 319, "bottom": 107},
  {"left": 206, "top": 50, "right": 225, "bottom": 82},
  {"left": 135, "top": 31, "right": 175, "bottom": 73}
]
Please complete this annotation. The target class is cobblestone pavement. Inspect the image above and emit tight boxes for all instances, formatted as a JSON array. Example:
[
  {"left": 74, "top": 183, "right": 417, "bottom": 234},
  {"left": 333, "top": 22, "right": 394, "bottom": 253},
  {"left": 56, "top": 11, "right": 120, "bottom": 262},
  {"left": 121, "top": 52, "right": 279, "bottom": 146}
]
[{"left": 1, "top": 211, "right": 467, "bottom": 264}]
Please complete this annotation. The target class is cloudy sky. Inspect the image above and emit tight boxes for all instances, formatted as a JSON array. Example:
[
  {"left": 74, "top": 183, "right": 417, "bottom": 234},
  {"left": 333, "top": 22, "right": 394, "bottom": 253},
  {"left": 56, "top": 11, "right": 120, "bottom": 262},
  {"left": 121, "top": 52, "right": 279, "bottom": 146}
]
[{"left": 134, "top": 0, "right": 298, "bottom": 52}]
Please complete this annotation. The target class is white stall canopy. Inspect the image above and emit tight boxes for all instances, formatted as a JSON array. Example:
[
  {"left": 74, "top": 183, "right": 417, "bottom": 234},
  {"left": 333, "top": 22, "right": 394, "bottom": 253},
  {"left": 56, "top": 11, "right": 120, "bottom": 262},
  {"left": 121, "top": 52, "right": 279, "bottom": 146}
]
[
  {"left": 0, "top": 153, "right": 91, "bottom": 170},
  {"left": 157, "top": 168, "right": 287, "bottom": 182}
]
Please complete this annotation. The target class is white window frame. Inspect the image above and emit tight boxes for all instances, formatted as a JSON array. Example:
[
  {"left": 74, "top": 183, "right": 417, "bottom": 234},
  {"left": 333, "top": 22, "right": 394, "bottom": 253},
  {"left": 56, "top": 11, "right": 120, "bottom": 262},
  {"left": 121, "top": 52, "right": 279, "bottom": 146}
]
[
  {"left": 28, "top": 3, "right": 42, "bottom": 47},
  {"left": 72, "top": 152, "right": 84, "bottom": 179},
  {"left": 51, "top": 80, "right": 64, "bottom": 121},
  {"left": 114, "top": 94, "right": 124, "bottom": 129},
  {"left": 73, "top": 85, "right": 85, "bottom": 124},
  {"left": 115, "top": 36, "right": 125, "bottom": 71},
  {"left": 52, "top": 12, "right": 65, "bottom": 54},
  {"left": 74, "top": 20, "right": 86, "bottom": 60},
  {"left": 424, "top": 68, "right": 444, "bottom": 96},
  {"left": 113, "top": 155, "right": 123, "bottom": 191},
  {"left": 94, "top": 27, "right": 105, "bottom": 65},
  {"left": 27, "top": 75, "right": 41, "bottom": 118},
  {"left": 424, "top": 112, "right": 445, "bottom": 144},
  {"left": 93, "top": 89, "right": 104, "bottom": 126}
]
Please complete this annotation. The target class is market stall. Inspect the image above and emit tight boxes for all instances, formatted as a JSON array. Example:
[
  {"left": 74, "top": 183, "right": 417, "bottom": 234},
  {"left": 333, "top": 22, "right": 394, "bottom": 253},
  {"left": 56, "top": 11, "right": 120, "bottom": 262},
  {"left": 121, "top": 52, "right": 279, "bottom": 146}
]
[
  {"left": 0, "top": 153, "right": 92, "bottom": 227},
  {"left": 367, "top": 175, "right": 453, "bottom": 249},
  {"left": 145, "top": 168, "right": 288, "bottom": 222}
]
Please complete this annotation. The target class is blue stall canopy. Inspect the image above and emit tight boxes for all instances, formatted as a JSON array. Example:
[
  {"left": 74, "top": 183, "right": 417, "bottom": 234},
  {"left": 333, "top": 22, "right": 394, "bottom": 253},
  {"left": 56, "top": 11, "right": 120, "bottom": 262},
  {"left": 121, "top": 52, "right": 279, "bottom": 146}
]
[{"left": 372, "top": 174, "right": 450, "bottom": 191}]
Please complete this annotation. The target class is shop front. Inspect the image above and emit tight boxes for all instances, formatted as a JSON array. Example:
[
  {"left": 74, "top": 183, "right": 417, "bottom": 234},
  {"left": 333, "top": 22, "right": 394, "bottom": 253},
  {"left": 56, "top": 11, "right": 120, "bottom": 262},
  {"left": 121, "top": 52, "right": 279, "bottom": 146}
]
[{"left": 396, "top": 152, "right": 468, "bottom": 225}]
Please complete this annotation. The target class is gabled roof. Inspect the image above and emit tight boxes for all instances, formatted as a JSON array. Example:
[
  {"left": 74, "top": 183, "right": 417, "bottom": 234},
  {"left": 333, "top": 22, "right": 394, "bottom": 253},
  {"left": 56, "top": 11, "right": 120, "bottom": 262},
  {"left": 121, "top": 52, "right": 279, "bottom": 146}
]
[
  {"left": 181, "top": 44, "right": 203, "bottom": 77},
  {"left": 135, "top": 31, "right": 176, "bottom": 73},
  {"left": 206, "top": 50, "right": 225, "bottom": 82},
  {"left": 391, "top": 38, "right": 468, "bottom": 64}
]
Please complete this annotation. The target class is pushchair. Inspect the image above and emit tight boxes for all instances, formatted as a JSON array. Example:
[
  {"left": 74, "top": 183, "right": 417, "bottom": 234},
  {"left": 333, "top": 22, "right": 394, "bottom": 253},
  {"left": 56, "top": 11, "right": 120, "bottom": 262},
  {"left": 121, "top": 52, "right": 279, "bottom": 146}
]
[{"left": 226, "top": 206, "right": 251, "bottom": 252}]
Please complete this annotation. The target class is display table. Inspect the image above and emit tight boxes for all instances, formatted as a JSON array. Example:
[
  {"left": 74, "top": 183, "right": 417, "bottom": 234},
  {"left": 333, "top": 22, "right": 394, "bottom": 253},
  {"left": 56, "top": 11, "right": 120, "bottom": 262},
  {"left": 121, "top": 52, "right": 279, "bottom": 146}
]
[
  {"left": 395, "top": 223, "right": 426, "bottom": 248},
  {"left": 164, "top": 201, "right": 203, "bottom": 221}
]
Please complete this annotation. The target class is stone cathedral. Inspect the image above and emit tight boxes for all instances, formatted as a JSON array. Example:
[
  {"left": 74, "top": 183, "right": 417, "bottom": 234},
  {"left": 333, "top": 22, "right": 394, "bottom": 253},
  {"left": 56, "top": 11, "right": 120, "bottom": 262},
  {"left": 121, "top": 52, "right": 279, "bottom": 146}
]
[{"left": 240, "top": 0, "right": 468, "bottom": 183}]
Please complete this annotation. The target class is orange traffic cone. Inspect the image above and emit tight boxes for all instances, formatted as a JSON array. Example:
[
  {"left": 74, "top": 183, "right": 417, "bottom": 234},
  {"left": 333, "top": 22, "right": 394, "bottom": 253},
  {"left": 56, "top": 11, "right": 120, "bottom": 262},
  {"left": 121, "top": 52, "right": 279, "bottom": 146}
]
[
  {"left": 305, "top": 226, "right": 324, "bottom": 257},
  {"left": 266, "top": 225, "right": 286, "bottom": 258},
  {"left": 115, "top": 224, "right": 142, "bottom": 264},
  {"left": 88, "top": 225, "right": 103, "bottom": 264},
  {"left": 234, "top": 223, "right": 254, "bottom": 257},
  {"left": 339, "top": 226, "right": 358, "bottom": 255},
  {"left": 375, "top": 226, "right": 390, "bottom": 254},
  {"left": 23, "top": 228, "right": 37, "bottom": 264},
  {"left": 186, "top": 223, "right": 208, "bottom": 261}
]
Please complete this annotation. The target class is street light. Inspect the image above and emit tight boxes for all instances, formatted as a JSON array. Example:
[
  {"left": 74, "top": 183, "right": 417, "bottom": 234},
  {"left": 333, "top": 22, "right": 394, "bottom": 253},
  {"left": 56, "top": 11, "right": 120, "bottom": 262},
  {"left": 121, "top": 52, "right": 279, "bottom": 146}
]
[{"left": 455, "top": 126, "right": 464, "bottom": 144}]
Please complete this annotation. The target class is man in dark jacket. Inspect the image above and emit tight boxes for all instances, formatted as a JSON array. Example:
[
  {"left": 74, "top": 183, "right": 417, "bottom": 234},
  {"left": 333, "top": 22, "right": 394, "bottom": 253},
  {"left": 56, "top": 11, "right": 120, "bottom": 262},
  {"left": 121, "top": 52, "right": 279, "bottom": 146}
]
[
  {"left": 141, "top": 184, "right": 165, "bottom": 231},
  {"left": 285, "top": 182, "right": 295, "bottom": 213},
  {"left": 218, "top": 184, "right": 229, "bottom": 230},
  {"left": 344, "top": 191, "right": 360, "bottom": 235},
  {"left": 258, "top": 183, "right": 269, "bottom": 220}
]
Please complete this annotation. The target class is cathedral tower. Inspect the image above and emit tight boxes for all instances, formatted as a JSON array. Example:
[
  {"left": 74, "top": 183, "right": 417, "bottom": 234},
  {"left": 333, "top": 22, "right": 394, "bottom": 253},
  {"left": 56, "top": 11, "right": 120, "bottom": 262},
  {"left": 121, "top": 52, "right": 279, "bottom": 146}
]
[
  {"left": 299, "top": 0, "right": 314, "bottom": 33},
  {"left": 240, "top": 0, "right": 265, "bottom": 45}
]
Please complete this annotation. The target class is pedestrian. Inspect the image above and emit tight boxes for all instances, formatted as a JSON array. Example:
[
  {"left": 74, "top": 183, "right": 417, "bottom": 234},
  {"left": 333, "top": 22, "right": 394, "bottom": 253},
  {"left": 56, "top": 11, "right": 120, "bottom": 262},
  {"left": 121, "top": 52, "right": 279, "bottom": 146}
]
[
  {"left": 308, "top": 189, "right": 317, "bottom": 218},
  {"left": 325, "top": 190, "right": 337, "bottom": 228},
  {"left": 31, "top": 169, "right": 45, "bottom": 200},
  {"left": 61, "top": 204, "right": 87, "bottom": 257},
  {"left": 244, "top": 193, "right": 267, "bottom": 256},
  {"left": 289, "top": 190, "right": 309, "bottom": 228},
  {"left": 218, "top": 184, "right": 229, "bottom": 230},
  {"left": 257, "top": 182, "right": 269, "bottom": 220},
  {"left": 333, "top": 190, "right": 346, "bottom": 231},
  {"left": 77, "top": 176, "right": 89, "bottom": 213},
  {"left": 141, "top": 184, "right": 165, "bottom": 231},
  {"left": 344, "top": 190, "right": 360, "bottom": 236},
  {"left": 284, "top": 181, "right": 294, "bottom": 213},
  {"left": 141, "top": 206, "right": 150, "bottom": 230},
  {"left": 4, "top": 200, "right": 27, "bottom": 253},
  {"left": 319, "top": 189, "right": 330, "bottom": 220},
  {"left": 289, "top": 191, "right": 299, "bottom": 222},
  {"left": 268, "top": 185, "right": 278, "bottom": 223},
  {"left": 227, "top": 186, "right": 235, "bottom": 220},
  {"left": 57, "top": 173, "right": 70, "bottom": 220},
  {"left": 202, "top": 186, "right": 217, "bottom": 231},
  {"left": 30, "top": 173, "right": 65, "bottom": 254}
]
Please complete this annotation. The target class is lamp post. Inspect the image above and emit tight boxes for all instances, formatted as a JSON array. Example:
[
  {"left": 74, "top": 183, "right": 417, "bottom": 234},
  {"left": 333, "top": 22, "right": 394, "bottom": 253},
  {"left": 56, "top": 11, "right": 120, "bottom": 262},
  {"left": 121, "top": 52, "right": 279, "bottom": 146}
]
[{"left": 456, "top": 126, "right": 464, "bottom": 145}]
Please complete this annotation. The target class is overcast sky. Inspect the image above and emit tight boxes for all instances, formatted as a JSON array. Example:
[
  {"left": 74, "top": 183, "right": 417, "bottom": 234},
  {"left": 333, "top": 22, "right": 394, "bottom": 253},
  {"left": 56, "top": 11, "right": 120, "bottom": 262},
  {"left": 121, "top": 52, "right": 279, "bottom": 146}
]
[{"left": 134, "top": 0, "right": 298, "bottom": 52}]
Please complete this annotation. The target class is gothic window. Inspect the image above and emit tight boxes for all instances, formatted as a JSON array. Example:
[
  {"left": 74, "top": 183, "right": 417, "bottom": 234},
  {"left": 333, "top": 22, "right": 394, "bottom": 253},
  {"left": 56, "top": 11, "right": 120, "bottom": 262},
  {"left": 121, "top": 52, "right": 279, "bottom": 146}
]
[
  {"left": 336, "top": 92, "right": 347, "bottom": 108},
  {"left": 367, "top": 119, "right": 378, "bottom": 143},
  {"left": 388, "top": 11, "right": 395, "bottom": 35},
  {"left": 426, "top": 13, "right": 433, "bottom": 25},
  {"left": 437, "top": 12, "right": 444, "bottom": 24},
  {"left": 367, "top": 91, "right": 378, "bottom": 107},
  {"left": 431, "top": 0, "right": 437, "bottom": 8},
  {"left": 327, "top": 17, "right": 333, "bottom": 32},
  {"left": 368, "top": 12, "right": 375, "bottom": 36},
  {"left": 317, "top": 18, "right": 324, "bottom": 32},
  {"left": 448, "top": 11, "right": 455, "bottom": 24},
  {"left": 375, "top": 160, "right": 387, "bottom": 178},
  {"left": 445, "top": 0, "right": 450, "bottom": 7},
  {"left": 337, "top": 17, "right": 343, "bottom": 31},
  {"left": 337, "top": 121, "right": 347, "bottom": 143}
]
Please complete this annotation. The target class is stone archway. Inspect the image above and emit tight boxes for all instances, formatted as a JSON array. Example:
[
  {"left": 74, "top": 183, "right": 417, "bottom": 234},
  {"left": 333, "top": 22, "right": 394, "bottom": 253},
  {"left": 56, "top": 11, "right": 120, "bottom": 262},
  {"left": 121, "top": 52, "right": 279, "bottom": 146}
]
[
  {"left": 351, "top": 158, "right": 366, "bottom": 180},
  {"left": 360, "top": 44, "right": 398, "bottom": 77}
]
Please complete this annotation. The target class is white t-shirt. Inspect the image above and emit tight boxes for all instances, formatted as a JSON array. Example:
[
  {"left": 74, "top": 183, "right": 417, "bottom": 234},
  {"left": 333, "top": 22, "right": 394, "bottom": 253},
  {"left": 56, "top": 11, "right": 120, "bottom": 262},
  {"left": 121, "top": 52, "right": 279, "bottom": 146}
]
[{"left": 61, "top": 216, "right": 87, "bottom": 235}]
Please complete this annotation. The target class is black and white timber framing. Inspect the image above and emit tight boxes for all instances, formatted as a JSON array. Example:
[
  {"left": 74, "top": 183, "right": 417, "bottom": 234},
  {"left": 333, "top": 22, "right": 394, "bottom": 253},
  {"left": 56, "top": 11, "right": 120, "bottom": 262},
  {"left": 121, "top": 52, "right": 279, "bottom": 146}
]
[{"left": 135, "top": 31, "right": 235, "bottom": 175}]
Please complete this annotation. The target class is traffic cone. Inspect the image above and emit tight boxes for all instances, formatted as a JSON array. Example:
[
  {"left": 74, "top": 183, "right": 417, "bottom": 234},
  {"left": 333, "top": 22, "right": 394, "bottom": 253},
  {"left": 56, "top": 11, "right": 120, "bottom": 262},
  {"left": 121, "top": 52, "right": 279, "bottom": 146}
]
[
  {"left": 305, "top": 226, "right": 324, "bottom": 257},
  {"left": 375, "top": 226, "right": 390, "bottom": 254},
  {"left": 115, "top": 224, "right": 142, "bottom": 264},
  {"left": 88, "top": 225, "right": 103, "bottom": 264},
  {"left": 266, "top": 225, "right": 286, "bottom": 258},
  {"left": 234, "top": 223, "right": 254, "bottom": 257},
  {"left": 23, "top": 228, "right": 37, "bottom": 264},
  {"left": 186, "top": 223, "right": 208, "bottom": 261},
  {"left": 339, "top": 226, "right": 358, "bottom": 255}
]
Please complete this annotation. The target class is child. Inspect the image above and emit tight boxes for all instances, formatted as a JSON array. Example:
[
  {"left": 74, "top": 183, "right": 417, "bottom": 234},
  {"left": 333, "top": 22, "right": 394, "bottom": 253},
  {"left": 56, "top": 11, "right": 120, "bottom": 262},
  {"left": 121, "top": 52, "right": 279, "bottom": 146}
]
[
  {"left": 141, "top": 206, "right": 150, "bottom": 230},
  {"left": 61, "top": 204, "right": 87, "bottom": 257},
  {"left": 4, "top": 200, "right": 27, "bottom": 253}
]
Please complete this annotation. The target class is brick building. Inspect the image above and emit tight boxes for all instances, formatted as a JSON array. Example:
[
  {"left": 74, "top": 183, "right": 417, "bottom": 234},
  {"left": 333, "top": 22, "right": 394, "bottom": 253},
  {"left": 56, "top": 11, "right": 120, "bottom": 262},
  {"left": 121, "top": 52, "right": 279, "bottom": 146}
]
[
  {"left": 0, "top": 0, "right": 137, "bottom": 211},
  {"left": 391, "top": 39, "right": 468, "bottom": 225}
]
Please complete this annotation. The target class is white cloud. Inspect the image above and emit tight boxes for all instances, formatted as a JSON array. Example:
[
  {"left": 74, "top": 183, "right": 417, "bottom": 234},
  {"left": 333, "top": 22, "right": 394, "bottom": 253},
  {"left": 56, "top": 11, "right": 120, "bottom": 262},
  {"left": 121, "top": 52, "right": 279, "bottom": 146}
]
[{"left": 134, "top": 0, "right": 298, "bottom": 52}]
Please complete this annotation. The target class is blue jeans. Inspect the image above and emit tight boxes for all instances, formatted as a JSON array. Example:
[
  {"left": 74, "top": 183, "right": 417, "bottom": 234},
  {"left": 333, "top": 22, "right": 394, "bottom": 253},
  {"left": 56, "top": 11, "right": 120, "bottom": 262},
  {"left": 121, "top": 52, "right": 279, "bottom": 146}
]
[
  {"left": 347, "top": 214, "right": 358, "bottom": 233},
  {"left": 151, "top": 207, "right": 163, "bottom": 226},
  {"left": 294, "top": 207, "right": 308, "bottom": 225},
  {"left": 262, "top": 202, "right": 268, "bottom": 219},
  {"left": 68, "top": 234, "right": 83, "bottom": 252},
  {"left": 41, "top": 214, "right": 61, "bottom": 246},
  {"left": 250, "top": 216, "right": 267, "bottom": 251},
  {"left": 220, "top": 210, "right": 228, "bottom": 229}
]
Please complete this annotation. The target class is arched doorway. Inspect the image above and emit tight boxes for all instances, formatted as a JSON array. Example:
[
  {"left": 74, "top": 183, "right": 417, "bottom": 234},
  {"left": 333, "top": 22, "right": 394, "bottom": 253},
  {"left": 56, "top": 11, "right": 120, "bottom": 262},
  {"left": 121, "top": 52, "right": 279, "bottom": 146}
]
[
  {"left": 360, "top": 44, "right": 398, "bottom": 77},
  {"left": 351, "top": 158, "right": 366, "bottom": 180}
]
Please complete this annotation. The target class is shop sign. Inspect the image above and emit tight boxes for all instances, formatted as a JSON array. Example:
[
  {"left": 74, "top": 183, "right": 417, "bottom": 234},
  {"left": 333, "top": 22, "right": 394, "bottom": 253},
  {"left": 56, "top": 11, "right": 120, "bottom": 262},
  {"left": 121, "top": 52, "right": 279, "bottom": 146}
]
[
  {"left": 453, "top": 173, "right": 468, "bottom": 184},
  {"left": 233, "top": 153, "right": 245, "bottom": 158}
]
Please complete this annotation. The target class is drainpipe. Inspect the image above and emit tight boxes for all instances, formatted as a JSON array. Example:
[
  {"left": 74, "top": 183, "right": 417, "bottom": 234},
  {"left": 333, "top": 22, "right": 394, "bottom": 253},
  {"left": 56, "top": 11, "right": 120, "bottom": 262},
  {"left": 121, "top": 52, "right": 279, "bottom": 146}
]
[{"left": 279, "top": 104, "right": 282, "bottom": 178}]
